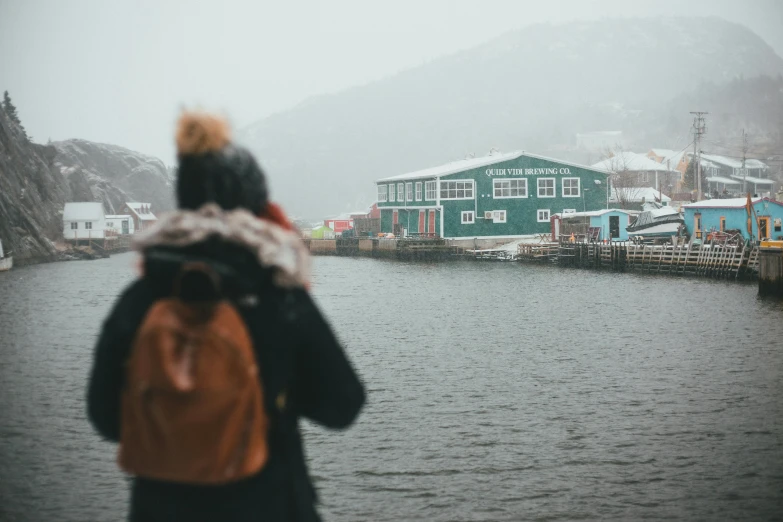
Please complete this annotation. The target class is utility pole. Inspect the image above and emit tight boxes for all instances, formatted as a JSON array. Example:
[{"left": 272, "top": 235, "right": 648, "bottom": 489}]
[
  {"left": 690, "top": 112, "right": 708, "bottom": 200},
  {"left": 741, "top": 129, "right": 749, "bottom": 194}
]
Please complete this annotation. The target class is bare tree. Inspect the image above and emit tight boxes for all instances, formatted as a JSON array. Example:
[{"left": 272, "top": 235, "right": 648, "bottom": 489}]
[{"left": 600, "top": 148, "right": 644, "bottom": 210}]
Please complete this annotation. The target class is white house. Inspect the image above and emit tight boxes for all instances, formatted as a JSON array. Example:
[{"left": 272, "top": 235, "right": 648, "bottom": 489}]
[
  {"left": 63, "top": 202, "right": 106, "bottom": 240},
  {"left": 122, "top": 202, "right": 158, "bottom": 232},
  {"left": 105, "top": 214, "right": 135, "bottom": 235}
]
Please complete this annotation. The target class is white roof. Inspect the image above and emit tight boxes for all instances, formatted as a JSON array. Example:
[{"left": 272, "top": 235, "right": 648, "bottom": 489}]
[
  {"left": 699, "top": 153, "right": 768, "bottom": 170},
  {"left": 681, "top": 197, "right": 761, "bottom": 209},
  {"left": 556, "top": 208, "right": 638, "bottom": 218},
  {"left": 705, "top": 176, "right": 741, "bottom": 185},
  {"left": 730, "top": 175, "right": 774, "bottom": 185},
  {"left": 592, "top": 152, "right": 676, "bottom": 173},
  {"left": 650, "top": 148, "right": 678, "bottom": 158},
  {"left": 126, "top": 202, "right": 157, "bottom": 221},
  {"left": 609, "top": 186, "right": 672, "bottom": 203},
  {"left": 377, "top": 150, "right": 608, "bottom": 183},
  {"left": 63, "top": 202, "right": 104, "bottom": 221},
  {"left": 105, "top": 214, "right": 132, "bottom": 219}
]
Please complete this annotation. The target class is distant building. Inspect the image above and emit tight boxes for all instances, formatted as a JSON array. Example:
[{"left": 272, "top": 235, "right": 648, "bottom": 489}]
[
  {"left": 104, "top": 214, "right": 134, "bottom": 235},
  {"left": 682, "top": 197, "right": 783, "bottom": 240},
  {"left": 324, "top": 214, "right": 354, "bottom": 233},
  {"left": 592, "top": 152, "right": 680, "bottom": 190},
  {"left": 552, "top": 208, "right": 638, "bottom": 241},
  {"left": 609, "top": 186, "right": 671, "bottom": 207},
  {"left": 122, "top": 202, "right": 158, "bottom": 232},
  {"left": 680, "top": 153, "right": 773, "bottom": 196},
  {"left": 311, "top": 225, "right": 336, "bottom": 239},
  {"left": 63, "top": 202, "right": 106, "bottom": 240}
]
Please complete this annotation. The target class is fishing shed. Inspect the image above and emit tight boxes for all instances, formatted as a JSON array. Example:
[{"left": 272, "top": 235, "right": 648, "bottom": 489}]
[
  {"left": 682, "top": 197, "right": 783, "bottom": 240},
  {"left": 63, "top": 202, "right": 106, "bottom": 240},
  {"left": 375, "top": 150, "right": 609, "bottom": 244},
  {"left": 552, "top": 209, "right": 637, "bottom": 241}
]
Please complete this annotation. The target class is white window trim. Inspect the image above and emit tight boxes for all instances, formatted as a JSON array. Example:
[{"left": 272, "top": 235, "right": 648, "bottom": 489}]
[
  {"left": 492, "top": 210, "right": 507, "bottom": 223},
  {"left": 537, "top": 178, "right": 556, "bottom": 198},
  {"left": 561, "top": 177, "right": 581, "bottom": 198},
  {"left": 70, "top": 222, "right": 78, "bottom": 229},
  {"left": 562, "top": 209, "right": 576, "bottom": 214},
  {"left": 493, "top": 178, "right": 528, "bottom": 199},
  {"left": 440, "top": 179, "right": 475, "bottom": 201},
  {"left": 397, "top": 183, "right": 404, "bottom": 203},
  {"left": 425, "top": 181, "right": 436, "bottom": 201},
  {"left": 388, "top": 184, "right": 396, "bottom": 202},
  {"left": 85, "top": 222, "right": 93, "bottom": 229},
  {"left": 415, "top": 182, "right": 422, "bottom": 201},
  {"left": 406, "top": 182, "right": 413, "bottom": 202},
  {"left": 377, "top": 184, "right": 388, "bottom": 202},
  {"left": 461, "top": 211, "right": 475, "bottom": 224},
  {"left": 537, "top": 209, "right": 551, "bottom": 222}
]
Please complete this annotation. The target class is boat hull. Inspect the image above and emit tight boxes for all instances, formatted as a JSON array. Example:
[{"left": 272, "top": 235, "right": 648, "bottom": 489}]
[
  {"left": 0, "top": 256, "right": 12, "bottom": 271},
  {"left": 627, "top": 223, "right": 682, "bottom": 238}
]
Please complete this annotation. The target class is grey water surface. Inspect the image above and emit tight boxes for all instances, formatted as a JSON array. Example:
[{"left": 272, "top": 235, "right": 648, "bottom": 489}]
[{"left": 1, "top": 253, "right": 782, "bottom": 521}]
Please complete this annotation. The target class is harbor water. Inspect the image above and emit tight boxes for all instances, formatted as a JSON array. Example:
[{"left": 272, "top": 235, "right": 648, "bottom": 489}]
[{"left": 1, "top": 253, "right": 782, "bottom": 521}]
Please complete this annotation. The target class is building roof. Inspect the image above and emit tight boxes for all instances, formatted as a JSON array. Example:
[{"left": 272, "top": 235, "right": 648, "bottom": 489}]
[
  {"left": 326, "top": 213, "right": 356, "bottom": 221},
  {"left": 63, "top": 202, "right": 104, "bottom": 221},
  {"left": 556, "top": 208, "right": 638, "bottom": 218},
  {"left": 699, "top": 153, "right": 768, "bottom": 170},
  {"left": 105, "top": 214, "right": 132, "bottom": 219},
  {"left": 730, "top": 175, "right": 774, "bottom": 185},
  {"left": 125, "top": 202, "right": 158, "bottom": 221},
  {"left": 592, "top": 152, "right": 676, "bottom": 173},
  {"left": 705, "top": 176, "right": 741, "bottom": 185},
  {"left": 681, "top": 197, "right": 783, "bottom": 209},
  {"left": 609, "top": 186, "right": 672, "bottom": 203},
  {"left": 376, "top": 150, "right": 609, "bottom": 183}
]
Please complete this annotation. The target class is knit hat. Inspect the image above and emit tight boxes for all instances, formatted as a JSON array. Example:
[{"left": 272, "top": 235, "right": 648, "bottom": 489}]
[{"left": 175, "top": 112, "right": 269, "bottom": 215}]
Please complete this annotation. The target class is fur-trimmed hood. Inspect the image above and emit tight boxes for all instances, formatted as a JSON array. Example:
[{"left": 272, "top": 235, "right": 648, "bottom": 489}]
[{"left": 133, "top": 204, "right": 310, "bottom": 288}]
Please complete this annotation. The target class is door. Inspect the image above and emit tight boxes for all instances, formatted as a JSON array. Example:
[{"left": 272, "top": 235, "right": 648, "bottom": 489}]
[
  {"left": 428, "top": 210, "right": 436, "bottom": 236},
  {"left": 694, "top": 213, "right": 702, "bottom": 239},
  {"left": 418, "top": 211, "right": 425, "bottom": 236},
  {"left": 609, "top": 215, "right": 620, "bottom": 239},
  {"left": 122, "top": 220, "right": 129, "bottom": 235},
  {"left": 759, "top": 217, "right": 770, "bottom": 239}
]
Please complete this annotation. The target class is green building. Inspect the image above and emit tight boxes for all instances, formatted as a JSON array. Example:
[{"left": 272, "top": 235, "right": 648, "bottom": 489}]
[{"left": 376, "top": 151, "right": 610, "bottom": 240}]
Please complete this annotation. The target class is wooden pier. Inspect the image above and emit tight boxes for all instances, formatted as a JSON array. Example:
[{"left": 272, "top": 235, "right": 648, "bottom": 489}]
[
  {"left": 517, "top": 235, "right": 760, "bottom": 279},
  {"left": 306, "top": 236, "right": 459, "bottom": 260}
]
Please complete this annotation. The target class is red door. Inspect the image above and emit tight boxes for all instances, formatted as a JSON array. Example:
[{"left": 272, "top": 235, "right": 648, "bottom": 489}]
[
  {"left": 418, "top": 211, "right": 425, "bottom": 235},
  {"left": 393, "top": 211, "right": 398, "bottom": 226},
  {"left": 428, "top": 210, "right": 436, "bottom": 236}
]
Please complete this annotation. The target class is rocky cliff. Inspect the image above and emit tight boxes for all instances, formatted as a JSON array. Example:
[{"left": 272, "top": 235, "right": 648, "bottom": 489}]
[{"left": 0, "top": 105, "right": 174, "bottom": 263}]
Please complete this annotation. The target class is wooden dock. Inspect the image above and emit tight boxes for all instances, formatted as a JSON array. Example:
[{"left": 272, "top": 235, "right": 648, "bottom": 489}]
[{"left": 537, "top": 235, "right": 759, "bottom": 280}]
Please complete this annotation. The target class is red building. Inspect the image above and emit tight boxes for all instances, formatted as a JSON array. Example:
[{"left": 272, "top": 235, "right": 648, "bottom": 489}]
[
  {"left": 122, "top": 202, "right": 158, "bottom": 232},
  {"left": 324, "top": 214, "right": 354, "bottom": 233}
]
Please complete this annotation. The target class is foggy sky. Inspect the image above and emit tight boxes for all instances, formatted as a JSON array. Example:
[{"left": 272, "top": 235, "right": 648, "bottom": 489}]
[{"left": 1, "top": 0, "right": 782, "bottom": 164}]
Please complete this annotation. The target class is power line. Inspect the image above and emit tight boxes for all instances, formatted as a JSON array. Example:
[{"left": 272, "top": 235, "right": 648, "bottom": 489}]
[{"left": 690, "top": 112, "right": 708, "bottom": 200}]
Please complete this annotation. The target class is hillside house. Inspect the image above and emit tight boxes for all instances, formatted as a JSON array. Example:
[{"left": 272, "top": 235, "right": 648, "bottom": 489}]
[
  {"left": 679, "top": 153, "right": 772, "bottom": 196},
  {"left": 104, "top": 214, "right": 134, "bottom": 235},
  {"left": 592, "top": 152, "right": 680, "bottom": 191},
  {"left": 609, "top": 186, "right": 671, "bottom": 209},
  {"left": 122, "top": 202, "right": 158, "bottom": 232},
  {"left": 63, "top": 202, "right": 106, "bottom": 240}
]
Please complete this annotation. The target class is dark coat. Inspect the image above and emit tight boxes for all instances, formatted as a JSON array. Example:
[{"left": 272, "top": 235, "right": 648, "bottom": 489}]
[{"left": 87, "top": 233, "right": 365, "bottom": 522}]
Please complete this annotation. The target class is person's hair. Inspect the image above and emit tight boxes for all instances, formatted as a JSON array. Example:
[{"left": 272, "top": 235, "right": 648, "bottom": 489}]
[{"left": 175, "top": 112, "right": 268, "bottom": 214}]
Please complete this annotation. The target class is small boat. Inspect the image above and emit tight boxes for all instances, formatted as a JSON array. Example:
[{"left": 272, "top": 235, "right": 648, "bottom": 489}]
[
  {"left": 0, "top": 239, "right": 13, "bottom": 271},
  {"left": 626, "top": 204, "right": 684, "bottom": 239}
]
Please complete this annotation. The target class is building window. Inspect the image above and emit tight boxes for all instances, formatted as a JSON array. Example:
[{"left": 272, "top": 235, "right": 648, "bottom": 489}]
[
  {"left": 388, "top": 184, "right": 396, "bottom": 202},
  {"left": 562, "top": 209, "right": 576, "bottom": 214},
  {"left": 537, "top": 178, "right": 555, "bottom": 198},
  {"left": 562, "top": 178, "right": 580, "bottom": 197},
  {"left": 493, "top": 179, "right": 527, "bottom": 198},
  {"left": 461, "top": 211, "right": 475, "bottom": 224},
  {"left": 415, "top": 182, "right": 422, "bottom": 201},
  {"left": 378, "top": 185, "right": 387, "bottom": 202},
  {"left": 719, "top": 216, "right": 725, "bottom": 232},
  {"left": 70, "top": 222, "right": 78, "bottom": 230},
  {"left": 85, "top": 222, "right": 93, "bottom": 229},
  {"left": 493, "top": 210, "right": 507, "bottom": 223},
  {"left": 397, "top": 183, "right": 404, "bottom": 202},
  {"left": 406, "top": 182, "right": 413, "bottom": 202},
  {"left": 425, "top": 181, "right": 436, "bottom": 201},
  {"left": 537, "top": 209, "right": 550, "bottom": 222},
  {"left": 440, "top": 180, "right": 474, "bottom": 200}
]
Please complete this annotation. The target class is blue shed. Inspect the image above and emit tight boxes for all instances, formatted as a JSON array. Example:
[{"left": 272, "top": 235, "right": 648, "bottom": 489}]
[
  {"left": 682, "top": 197, "right": 783, "bottom": 240},
  {"left": 555, "top": 209, "right": 637, "bottom": 241}
]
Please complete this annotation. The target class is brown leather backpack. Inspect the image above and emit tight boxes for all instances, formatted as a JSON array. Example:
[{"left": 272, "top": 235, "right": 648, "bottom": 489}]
[{"left": 118, "top": 264, "right": 268, "bottom": 484}]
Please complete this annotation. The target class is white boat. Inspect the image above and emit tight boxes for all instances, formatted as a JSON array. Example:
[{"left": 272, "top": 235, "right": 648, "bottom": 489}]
[
  {"left": 626, "top": 204, "right": 684, "bottom": 240},
  {"left": 0, "top": 239, "right": 13, "bottom": 271}
]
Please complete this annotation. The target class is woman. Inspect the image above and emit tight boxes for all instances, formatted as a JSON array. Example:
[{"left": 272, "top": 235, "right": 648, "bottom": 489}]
[{"left": 87, "top": 112, "right": 365, "bottom": 522}]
